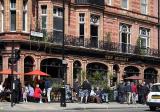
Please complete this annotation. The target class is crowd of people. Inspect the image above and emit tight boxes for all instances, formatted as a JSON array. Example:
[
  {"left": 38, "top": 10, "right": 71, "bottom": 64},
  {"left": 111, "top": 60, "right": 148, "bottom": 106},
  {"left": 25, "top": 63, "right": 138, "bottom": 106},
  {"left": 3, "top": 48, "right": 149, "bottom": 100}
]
[
  {"left": 117, "top": 81, "right": 151, "bottom": 104},
  {"left": 73, "top": 79, "right": 152, "bottom": 104},
  {"left": 73, "top": 79, "right": 109, "bottom": 104},
  {"left": 0, "top": 76, "right": 153, "bottom": 105},
  {"left": 0, "top": 76, "right": 52, "bottom": 104}
]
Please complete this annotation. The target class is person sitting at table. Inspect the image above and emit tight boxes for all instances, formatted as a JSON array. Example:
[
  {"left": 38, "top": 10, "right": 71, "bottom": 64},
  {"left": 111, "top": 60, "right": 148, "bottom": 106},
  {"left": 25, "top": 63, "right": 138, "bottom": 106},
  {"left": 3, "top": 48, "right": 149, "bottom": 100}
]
[{"left": 28, "top": 84, "right": 34, "bottom": 102}]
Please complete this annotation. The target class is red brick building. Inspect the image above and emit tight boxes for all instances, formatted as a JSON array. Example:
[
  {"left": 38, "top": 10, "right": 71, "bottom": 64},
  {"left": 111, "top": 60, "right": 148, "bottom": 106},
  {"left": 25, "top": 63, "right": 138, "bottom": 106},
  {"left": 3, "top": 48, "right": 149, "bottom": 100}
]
[{"left": 0, "top": 0, "right": 159, "bottom": 87}]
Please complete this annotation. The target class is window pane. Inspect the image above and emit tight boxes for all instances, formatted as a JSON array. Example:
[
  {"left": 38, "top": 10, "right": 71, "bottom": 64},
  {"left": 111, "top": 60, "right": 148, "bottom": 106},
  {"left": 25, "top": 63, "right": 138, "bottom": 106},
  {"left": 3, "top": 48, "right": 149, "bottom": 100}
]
[
  {"left": 141, "top": 38, "right": 146, "bottom": 48},
  {"left": 107, "top": 0, "right": 111, "bottom": 5},
  {"left": 141, "top": 5, "right": 147, "bottom": 14},
  {"left": 122, "top": 0, "right": 128, "bottom": 9},
  {"left": 10, "top": 0, "right": 16, "bottom": 9},
  {"left": 53, "top": 17, "right": 63, "bottom": 30},
  {"left": 80, "top": 24, "right": 84, "bottom": 36},
  {"left": 151, "top": 85, "right": 160, "bottom": 92},
  {"left": 141, "top": 0, "right": 146, "bottom": 4},
  {"left": 53, "top": 30, "right": 63, "bottom": 43},
  {"left": 122, "top": 33, "right": 127, "bottom": 43},
  {"left": 41, "top": 5, "right": 47, "bottom": 14},
  {"left": 91, "top": 25, "right": 98, "bottom": 37},
  {"left": 42, "top": 16, "right": 46, "bottom": 29},
  {"left": 11, "top": 11, "right": 16, "bottom": 31},
  {"left": 23, "top": 12, "right": 26, "bottom": 31}
]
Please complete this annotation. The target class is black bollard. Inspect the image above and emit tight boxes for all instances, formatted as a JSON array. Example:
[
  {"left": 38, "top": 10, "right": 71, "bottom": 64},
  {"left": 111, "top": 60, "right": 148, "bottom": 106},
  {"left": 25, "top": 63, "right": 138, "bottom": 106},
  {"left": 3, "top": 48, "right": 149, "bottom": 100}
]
[{"left": 60, "top": 86, "right": 66, "bottom": 107}]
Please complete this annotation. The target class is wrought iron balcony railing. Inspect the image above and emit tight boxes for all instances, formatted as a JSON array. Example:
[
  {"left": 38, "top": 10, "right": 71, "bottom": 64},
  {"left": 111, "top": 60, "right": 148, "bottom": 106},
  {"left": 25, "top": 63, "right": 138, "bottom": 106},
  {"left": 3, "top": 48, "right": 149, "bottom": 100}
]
[
  {"left": 75, "top": 0, "right": 104, "bottom": 7},
  {"left": 30, "top": 34, "right": 160, "bottom": 57}
]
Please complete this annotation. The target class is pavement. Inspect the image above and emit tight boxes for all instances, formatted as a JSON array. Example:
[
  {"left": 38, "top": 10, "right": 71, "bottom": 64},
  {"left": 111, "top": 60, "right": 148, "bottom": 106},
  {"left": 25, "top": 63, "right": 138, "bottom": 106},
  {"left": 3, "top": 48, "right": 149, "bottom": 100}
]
[{"left": 0, "top": 102, "right": 148, "bottom": 112}]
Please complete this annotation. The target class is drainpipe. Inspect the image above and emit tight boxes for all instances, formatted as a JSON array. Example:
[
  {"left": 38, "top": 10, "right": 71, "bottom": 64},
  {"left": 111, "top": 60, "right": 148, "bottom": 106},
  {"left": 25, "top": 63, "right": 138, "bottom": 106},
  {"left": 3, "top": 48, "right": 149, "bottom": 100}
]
[{"left": 158, "top": 0, "right": 160, "bottom": 53}]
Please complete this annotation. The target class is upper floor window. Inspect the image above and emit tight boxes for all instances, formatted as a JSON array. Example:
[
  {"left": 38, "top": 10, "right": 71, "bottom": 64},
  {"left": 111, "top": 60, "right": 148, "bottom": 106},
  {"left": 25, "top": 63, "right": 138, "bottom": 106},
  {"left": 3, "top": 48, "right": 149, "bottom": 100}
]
[
  {"left": 120, "top": 24, "right": 131, "bottom": 53},
  {"left": 41, "top": 5, "right": 47, "bottom": 30},
  {"left": 140, "top": 0, "right": 148, "bottom": 14},
  {"left": 106, "top": 0, "right": 112, "bottom": 5},
  {"left": 79, "top": 13, "right": 85, "bottom": 45},
  {"left": 139, "top": 27, "right": 150, "bottom": 48},
  {"left": 53, "top": 7, "right": 63, "bottom": 17},
  {"left": 10, "top": 0, "right": 16, "bottom": 10},
  {"left": 41, "top": 5, "right": 47, "bottom": 15},
  {"left": 90, "top": 15, "right": 100, "bottom": 48},
  {"left": 53, "top": 7, "right": 63, "bottom": 42},
  {"left": 10, "top": 0, "right": 16, "bottom": 31},
  {"left": 79, "top": 13, "right": 85, "bottom": 23},
  {"left": 121, "top": 0, "right": 128, "bottom": 9},
  {"left": 23, "top": 0, "right": 28, "bottom": 31}
]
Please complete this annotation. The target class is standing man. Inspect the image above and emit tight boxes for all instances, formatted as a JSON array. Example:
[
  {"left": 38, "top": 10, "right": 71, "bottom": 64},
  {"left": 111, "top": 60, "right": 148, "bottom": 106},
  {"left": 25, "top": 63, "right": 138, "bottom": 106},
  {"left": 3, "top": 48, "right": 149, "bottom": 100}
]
[
  {"left": 73, "top": 79, "right": 79, "bottom": 101},
  {"left": 81, "top": 79, "right": 91, "bottom": 103},
  {"left": 125, "top": 81, "right": 131, "bottom": 104},
  {"left": 13, "top": 76, "right": 20, "bottom": 104},
  {"left": 117, "top": 81, "right": 125, "bottom": 104}
]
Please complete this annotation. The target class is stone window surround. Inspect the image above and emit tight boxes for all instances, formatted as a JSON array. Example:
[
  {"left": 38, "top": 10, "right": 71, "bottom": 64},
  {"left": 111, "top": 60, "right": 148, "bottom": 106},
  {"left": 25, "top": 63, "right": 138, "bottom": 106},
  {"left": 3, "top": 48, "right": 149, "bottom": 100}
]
[
  {"left": 139, "top": 27, "right": 150, "bottom": 48},
  {"left": 41, "top": 5, "right": 47, "bottom": 30}
]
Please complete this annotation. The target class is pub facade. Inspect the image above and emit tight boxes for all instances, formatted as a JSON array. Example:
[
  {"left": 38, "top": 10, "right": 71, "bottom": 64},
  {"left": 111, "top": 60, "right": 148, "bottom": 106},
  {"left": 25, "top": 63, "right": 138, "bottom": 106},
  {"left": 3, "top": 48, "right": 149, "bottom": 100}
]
[{"left": 0, "top": 0, "right": 159, "bottom": 87}]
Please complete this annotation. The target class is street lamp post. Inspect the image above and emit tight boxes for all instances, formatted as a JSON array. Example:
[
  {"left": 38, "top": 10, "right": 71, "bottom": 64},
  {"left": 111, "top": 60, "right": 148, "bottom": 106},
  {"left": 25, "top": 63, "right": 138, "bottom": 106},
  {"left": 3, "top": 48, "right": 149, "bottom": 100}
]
[
  {"left": 60, "top": 0, "right": 67, "bottom": 107},
  {"left": 11, "top": 40, "right": 14, "bottom": 107}
]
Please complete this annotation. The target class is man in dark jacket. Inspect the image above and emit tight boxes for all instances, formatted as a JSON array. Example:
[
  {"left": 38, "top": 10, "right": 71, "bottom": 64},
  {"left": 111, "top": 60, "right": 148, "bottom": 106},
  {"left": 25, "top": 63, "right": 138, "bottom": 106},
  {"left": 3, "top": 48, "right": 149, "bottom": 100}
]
[
  {"left": 117, "top": 82, "right": 125, "bottom": 103},
  {"left": 140, "top": 82, "right": 149, "bottom": 104},
  {"left": 13, "top": 76, "right": 20, "bottom": 104},
  {"left": 80, "top": 79, "right": 91, "bottom": 103}
]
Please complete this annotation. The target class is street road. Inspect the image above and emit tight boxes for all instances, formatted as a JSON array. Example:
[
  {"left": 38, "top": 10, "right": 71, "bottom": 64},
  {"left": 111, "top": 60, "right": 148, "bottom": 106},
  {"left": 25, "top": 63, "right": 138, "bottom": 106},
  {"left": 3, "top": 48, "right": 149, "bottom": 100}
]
[
  {"left": 5, "top": 108, "right": 159, "bottom": 112},
  {"left": 62, "top": 108, "right": 160, "bottom": 112}
]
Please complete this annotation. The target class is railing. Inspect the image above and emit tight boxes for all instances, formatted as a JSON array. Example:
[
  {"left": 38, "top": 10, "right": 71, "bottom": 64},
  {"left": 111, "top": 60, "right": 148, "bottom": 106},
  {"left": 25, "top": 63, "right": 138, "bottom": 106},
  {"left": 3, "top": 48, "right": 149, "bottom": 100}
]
[
  {"left": 75, "top": 0, "right": 104, "bottom": 7},
  {"left": 30, "top": 34, "right": 160, "bottom": 57}
]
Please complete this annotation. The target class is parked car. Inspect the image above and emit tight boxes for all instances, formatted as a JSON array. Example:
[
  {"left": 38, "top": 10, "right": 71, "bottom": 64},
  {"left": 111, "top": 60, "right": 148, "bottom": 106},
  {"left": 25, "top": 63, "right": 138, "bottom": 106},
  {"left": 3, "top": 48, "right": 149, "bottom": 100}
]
[{"left": 146, "top": 83, "right": 160, "bottom": 111}]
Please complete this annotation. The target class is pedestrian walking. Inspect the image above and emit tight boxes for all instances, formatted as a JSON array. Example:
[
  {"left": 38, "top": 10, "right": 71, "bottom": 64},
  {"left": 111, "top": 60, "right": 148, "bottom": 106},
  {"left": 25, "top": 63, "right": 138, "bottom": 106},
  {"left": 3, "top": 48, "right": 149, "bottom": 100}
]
[{"left": 125, "top": 81, "right": 131, "bottom": 104}]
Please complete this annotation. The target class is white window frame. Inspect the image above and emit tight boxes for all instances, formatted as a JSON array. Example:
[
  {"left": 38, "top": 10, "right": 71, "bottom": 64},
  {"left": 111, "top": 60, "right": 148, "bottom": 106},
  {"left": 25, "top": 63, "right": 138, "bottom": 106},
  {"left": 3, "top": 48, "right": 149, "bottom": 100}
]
[
  {"left": 53, "top": 7, "right": 63, "bottom": 18},
  {"left": 23, "top": 0, "right": 28, "bottom": 32},
  {"left": 119, "top": 24, "right": 131, "bottom": 53},
  {"left": 53, "top": 7, "right": 63, "bottom": 35},
  {"left": 10, "top": 0, "right": 16, "bottom": 10},
  {"left": 79, "top": 13, "right": 85, "bottom": 24},
  {"left": 140, "top": 0, "right": 148, "bottom": 14},
  {"left": 10, "top": 0, "right": 16, "bottom": 32},
  {"left": 41, "top": 5, "right": 47, "bottom": 30},
  {"left": 79, "top": 13, "right": 85, "bottom": 44},
  {"left": 139, "top": 28, "right": 150, "bottom": 48},
  {"left": 90, "top": 15, "right": 99, "bottom": 25},
  {"left": 106, "top": 0, "right": 112, "bottom": 5},
  {"left": 121, "top": 0, "right": 129, "bottom": 10},
  {"left": 90, "top": 15, "right": 100, "bottom": 47}
]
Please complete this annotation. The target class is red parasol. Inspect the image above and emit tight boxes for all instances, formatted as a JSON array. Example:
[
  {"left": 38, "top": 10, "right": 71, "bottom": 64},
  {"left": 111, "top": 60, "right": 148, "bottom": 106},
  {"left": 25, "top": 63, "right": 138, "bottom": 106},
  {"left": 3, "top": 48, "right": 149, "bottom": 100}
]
[
  {"left": 125, "top": 75, "right": 143, "bottom": 80},
  {"left": 25, "top": 69, "right": 49, "bottom": 76},
  {"left": 0, "top": 69, "right": 20, "bottom": 75}
]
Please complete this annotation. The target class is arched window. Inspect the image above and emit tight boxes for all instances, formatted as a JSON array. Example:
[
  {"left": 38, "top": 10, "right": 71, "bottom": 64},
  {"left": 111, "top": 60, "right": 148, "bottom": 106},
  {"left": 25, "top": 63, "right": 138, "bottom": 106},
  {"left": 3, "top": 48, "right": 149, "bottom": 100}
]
[
  {"left": 24, "top": 56, "right": 34, "bottom": 83},
  {"left": 124, "top": 66, "right": 139, "bottom": 78},
  {"left": 73, "top": 61, "right": 81, "bottom": 80},
  {"left": 144, "top": 68, "right": 157, "bottom": 83},
  {"left": 41, "top": 58, "right": 63, "bottom": 78},
  {"left": 87, "top": 62, "right": 108, "bottom": 86}
]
